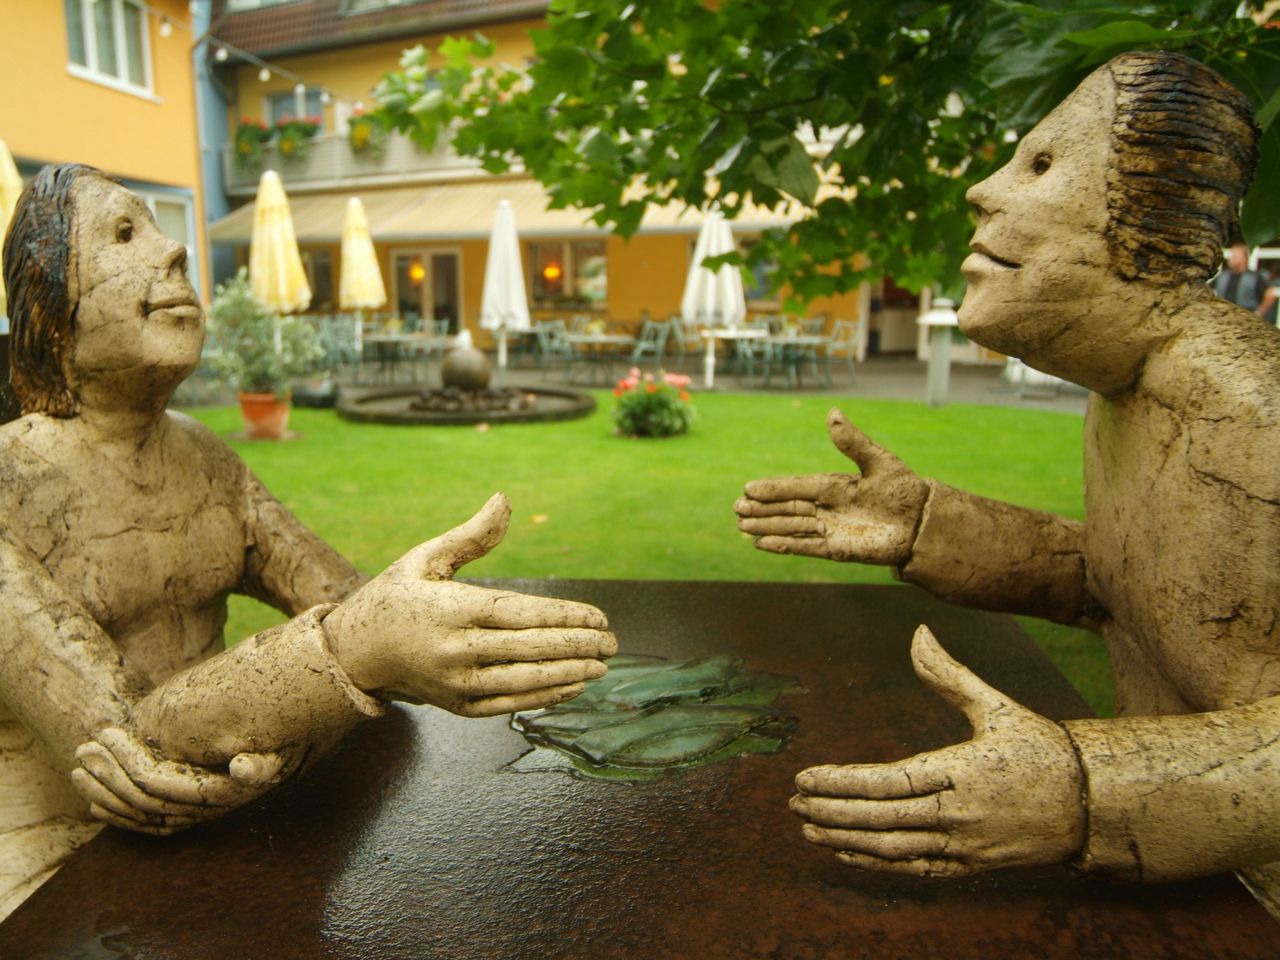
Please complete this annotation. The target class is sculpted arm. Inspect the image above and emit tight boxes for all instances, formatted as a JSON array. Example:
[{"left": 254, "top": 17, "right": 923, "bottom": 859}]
[{"left": 736, "top": 409, "right": 1100, "bottom": 628}]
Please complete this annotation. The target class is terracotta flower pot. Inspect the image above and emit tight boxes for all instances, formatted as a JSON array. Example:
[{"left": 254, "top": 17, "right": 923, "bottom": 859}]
[{"left": 238, "top": 391, "right": 291, "bottom": 439}]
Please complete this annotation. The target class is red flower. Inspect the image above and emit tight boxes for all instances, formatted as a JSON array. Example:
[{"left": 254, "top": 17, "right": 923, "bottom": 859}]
[
  {"left": 679, "top": 390, "right": 690, "bottom": 402},
  {"left": 646, "top": 383, "right": 657, "bottom": 393}
]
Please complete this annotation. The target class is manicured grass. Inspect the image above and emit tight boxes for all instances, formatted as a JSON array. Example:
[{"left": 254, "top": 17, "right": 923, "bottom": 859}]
[{"left": 190, "top": 390, "right": 1113, "bottom": 716}]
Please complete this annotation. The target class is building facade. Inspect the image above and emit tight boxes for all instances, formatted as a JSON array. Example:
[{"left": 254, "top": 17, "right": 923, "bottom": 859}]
[
  {"left": 203, "top": 0, "right": 878, "bottom": 348},
  {"left": 1, "top": 0, "right": 211, "bottom": 296}
]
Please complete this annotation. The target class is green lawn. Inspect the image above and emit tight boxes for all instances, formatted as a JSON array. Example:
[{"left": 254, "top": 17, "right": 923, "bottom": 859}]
[{"left": 190, "top": 390, "right": 1113, "bottom": 716}]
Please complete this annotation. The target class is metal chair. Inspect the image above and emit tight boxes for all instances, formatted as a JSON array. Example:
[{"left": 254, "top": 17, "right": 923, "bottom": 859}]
[
  {"left": 821, "top": 318, "right": 863, "bottom": 386},
  {"left": 534, "top": 319, "right": 574, "bottom": 379},
  {"left": 666, "top": 316, "right": 703, "bottom": 373},
  {"left": 630, "top": 317, "right": 670, "bottom": 371}
]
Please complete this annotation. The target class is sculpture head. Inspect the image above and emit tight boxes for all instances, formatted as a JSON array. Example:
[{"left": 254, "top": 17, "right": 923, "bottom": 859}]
[
  {"left": 960, "top": 52, "right": 1258, "bottom": 390},
  {"left": 2, "top": 164, "right": 202, "bottom": 418}
]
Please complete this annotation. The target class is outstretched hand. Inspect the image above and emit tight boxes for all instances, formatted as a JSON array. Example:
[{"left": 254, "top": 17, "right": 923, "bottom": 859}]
[
  {"left": 790, "top": 626, "right": 1085, "bottom": 876},
  {"left": 324, "top": 493, "right": 617, "bottom": 716},
  {"left": 734, "top": 409, "right": 929, "bottom": 566},
  {"left": 72, "top": 726, "right": 289, "bottom": 835}
]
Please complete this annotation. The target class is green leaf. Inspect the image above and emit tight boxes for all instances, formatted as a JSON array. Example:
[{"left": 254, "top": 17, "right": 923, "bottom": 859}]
[{"left": 1062, "top": 20, "right": 1196, "bottom": 49}]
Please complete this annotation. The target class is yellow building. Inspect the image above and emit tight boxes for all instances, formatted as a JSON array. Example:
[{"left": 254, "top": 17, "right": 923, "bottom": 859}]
[
  {"left": 204, "top": 0, "right": 872, "bottom": 347},
  {"left": 0, "top": 0, "right": 210, "bottom": 296}
]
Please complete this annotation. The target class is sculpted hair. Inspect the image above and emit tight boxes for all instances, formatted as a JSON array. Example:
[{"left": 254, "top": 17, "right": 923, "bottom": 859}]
[
  {"left": 1105, "top": 52, "right": 1258, "bottom": 285},
  {"left": 2, "top": 163, "right": 112, "bottom": 417}
]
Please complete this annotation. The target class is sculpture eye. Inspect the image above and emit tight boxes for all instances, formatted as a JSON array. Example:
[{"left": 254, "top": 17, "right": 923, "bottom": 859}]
[
  {"left": 1032, "top": 153, "right": 1051, "bottom": 176},
  {"left": 115, "top": 218, "right": 133, "bottom": 243}
]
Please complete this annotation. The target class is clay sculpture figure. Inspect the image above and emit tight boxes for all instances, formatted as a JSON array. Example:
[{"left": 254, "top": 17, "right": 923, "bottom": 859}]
[
  {"left": 735, "top": 51, "right": 1280, "bottom": 915},
  {"left": 0, "top": 164, "right": 616, "bottom": 918}
]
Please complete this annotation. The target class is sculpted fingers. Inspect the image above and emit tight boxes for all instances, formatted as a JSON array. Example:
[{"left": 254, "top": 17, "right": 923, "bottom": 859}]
[
  {"left": 827, "top": 410, "right": 904, "bottom": 477},
  {"left": 742, "top": 473, "right": 850, "bottom": 505},
  {"left": 87, "top": 802, "right": 184, "bottom": 837},
  {"left": 75, "top": 739, "right": 214, "bottom": 817},
  {"left": 91, "top": 727, "right": 265, "bottom": 809},
  {"left": 478, "top": 591, "right": 610, "bottom": 631},
  {"left": 468, "top": 626, "right": 618, "bottom": 664},
  {"left": 396, "top": 493, "right": 511, "bottom": 581},
  {"left": 790, "top": 793, "right": 942, "bottom": 830},
  {"left": 455, "top": 682, "right": 588, "bottom": 717},
  {"left": 733, "top": 496, "right": 818, "bottom": 519},
  {"left": 796, "top": 761, "right": 952, "bottom": 799},
  {"left": 737, "top": 515, "right": 823, "bottom": 538},
  {"left": 802, "top": 824, "right": 952, "bottom": 861},
  {"left": 834, "top": 851, "right": 976, "bottom": 878},
  {"left": 466, "top": 659, "right": 607, "bottom": 697}
]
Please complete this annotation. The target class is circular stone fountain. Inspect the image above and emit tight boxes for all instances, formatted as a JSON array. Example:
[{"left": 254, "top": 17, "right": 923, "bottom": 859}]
[{"left": 336, "top": 338, "right": 595, "bottom": 426}]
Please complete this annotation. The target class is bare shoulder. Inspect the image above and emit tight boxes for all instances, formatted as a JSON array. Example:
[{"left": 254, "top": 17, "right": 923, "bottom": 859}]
[
  {"left": 1152, "top": 302, "right": 1280, "bottom": 499},
  {"left": 163, "top": 411, "right": 248, "bottom": 483}
]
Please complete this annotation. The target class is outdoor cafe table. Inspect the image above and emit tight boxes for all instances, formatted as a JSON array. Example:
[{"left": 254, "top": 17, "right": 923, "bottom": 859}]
[
  {"left": 701, "top": 326, "right": 768, "bottom": 388},
  {"left": 359, "top": 332, "right": 451, "bottom": 383},
  {"left": 564, "top": 332, "right": 636, "bottom": 384},
  {"left": 761, "top": 334, "right": 832, "bottom": 389},
  {"left": 2, "top": 580, "right": 1277, "bottom": 959}
]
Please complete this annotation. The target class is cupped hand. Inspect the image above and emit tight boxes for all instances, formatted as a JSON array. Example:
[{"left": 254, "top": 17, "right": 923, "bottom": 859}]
[
  {"left": 72, "top": 726, "right": 289, "bottom": 835},
  {"left": 323, "top": 493, "right": 617, "bottom": 716},
  {"left": 789, "top": 625, "right": 1085, "bottom": 876},
  {"left": 734, "top": 409, "right": 929, "bottom": 566}
]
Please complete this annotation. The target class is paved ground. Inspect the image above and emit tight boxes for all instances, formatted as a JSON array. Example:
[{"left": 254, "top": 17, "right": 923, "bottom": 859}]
[{"left": 500, "top": 353, "right": 1089, "bottom": 415}]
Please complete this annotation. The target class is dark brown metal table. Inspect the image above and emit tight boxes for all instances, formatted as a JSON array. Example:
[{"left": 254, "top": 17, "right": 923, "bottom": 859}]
[{"left": 2, "top": 580, "right": 1277, "bottom": 959}]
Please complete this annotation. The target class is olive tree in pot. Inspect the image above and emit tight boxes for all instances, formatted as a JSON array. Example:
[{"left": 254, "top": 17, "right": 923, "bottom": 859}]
[{"left": 206, "top": 268, "right": 323, "bottom": 438}]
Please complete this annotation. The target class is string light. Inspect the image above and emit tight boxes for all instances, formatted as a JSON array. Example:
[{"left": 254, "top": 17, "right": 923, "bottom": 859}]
[
  {"left": 159, "top": 16, "right": 172, "bottom": 38},
  {"left": 214, "top": 45, "right": 228, "bottom": 61},
  {"left": 258, "top": 67, "right": 271, "bottom": 82}
]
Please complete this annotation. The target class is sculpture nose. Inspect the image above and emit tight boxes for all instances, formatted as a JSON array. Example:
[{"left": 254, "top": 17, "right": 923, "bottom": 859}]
[{"left": 165, "top": 238, "right": 188, "bottom": 280}]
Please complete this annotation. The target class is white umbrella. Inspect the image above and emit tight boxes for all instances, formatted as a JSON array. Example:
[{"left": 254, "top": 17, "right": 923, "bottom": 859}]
[
  {"left": 478, "top": 200, "right": 530, "bottom": 370},
  {"left": 338, "top": 196, "right": 385, "bottom": 353},
  {"left": 680, "top": 207, "right": 746, "bottom": 330},
  {"left": 681, "top": 208, "right": 747, "bottom": 387}
]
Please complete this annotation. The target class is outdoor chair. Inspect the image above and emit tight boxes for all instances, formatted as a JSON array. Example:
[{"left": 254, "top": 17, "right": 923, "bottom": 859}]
[
  {"left": 821, "top": 318, "right": 864, "bottom": 386},
  {"left": 534, "top": 319, "right": 574, "bottom": 380},
  {"left": 630, "top": 317, "right": 670, "bottom": 371},
  {"left": 666, "top": 316, "right": 703, "bottom": 372}
]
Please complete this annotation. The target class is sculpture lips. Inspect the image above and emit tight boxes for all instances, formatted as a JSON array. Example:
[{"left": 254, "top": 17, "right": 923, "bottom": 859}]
[
  {"left": 147, "top": 295, "right": 200, "bottom": 313},
  {"left": 970, "top": 242, "right": 1020, "bottom": 270}
]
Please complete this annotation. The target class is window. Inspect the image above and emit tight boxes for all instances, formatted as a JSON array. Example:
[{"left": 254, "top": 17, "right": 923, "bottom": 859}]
[
  {"left": 342, "top": 0, "right": 431, "bottom": 14},
  {"left": 65, "top": 0, "right": 151, "bottom": 94},
  {"left": 138, "top": 191, "right": 198, "bottom": 296},
  {"left": 227, "top": 0, "right": 299, "bottom": 10},
  {"left": 300, "top": 251, "right": 334, "bottom": 313},
  {"left": 529, "top": 240, "right": 607, "bottom": 309},
  {"left": 737, "top": 238, "right": 778, "bottom": 307},
  {"left": 267, "top": 88, "right": 326, "bottom": 128}
]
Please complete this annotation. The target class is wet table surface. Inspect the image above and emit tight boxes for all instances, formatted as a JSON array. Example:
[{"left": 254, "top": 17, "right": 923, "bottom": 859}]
[{"left": 2, "top": 580, "right": 1277, "bottom": 960}]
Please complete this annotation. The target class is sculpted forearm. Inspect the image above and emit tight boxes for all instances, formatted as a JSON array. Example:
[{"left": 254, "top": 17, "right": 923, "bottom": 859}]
[
  {"left": 899, "top": 481, "right": 1101, "bottom": 629},
  {"left": 0, "top": 532, "right": 148, "bottom": 771},
  {"left": 131, "top": 604, "right": 383, "bottom": 768},
  {"left": 241, "top": 470, "right": 368, "bottom": 615},
  {"left": 1064, "top": 695, "right": 1280, "bottom": 882}
]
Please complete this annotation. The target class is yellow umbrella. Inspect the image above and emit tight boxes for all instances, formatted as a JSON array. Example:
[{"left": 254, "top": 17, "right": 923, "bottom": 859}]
[
  {"left": 0, "top": 140, "right": 25, "bottom": 319},
  {"left": 339, "top": 196, "right": 385, "bottom": 353},
  {"left": 248, "top": 170, "right": 311, "bottom": 314}
]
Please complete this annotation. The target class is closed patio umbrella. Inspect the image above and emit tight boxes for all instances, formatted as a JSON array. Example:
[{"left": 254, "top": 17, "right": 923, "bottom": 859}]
[
  {"left": 0, "top": 141, "right": 25, "bottom": 324},
  {"left": 478, "top": 200, "right": 530, "bottom": 372},
  {"left": 681, "top": 208, "right": 747, "bottom": 386},
  {"left": 249, "top": 170, "right": 311, "bottom": 317},
  {"left": 339, "top": 196, "right": 385, "bottom": 353}
]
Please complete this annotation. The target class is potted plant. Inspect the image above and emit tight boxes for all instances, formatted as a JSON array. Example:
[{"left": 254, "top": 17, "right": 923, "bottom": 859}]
[
  {"left": 205, "top": 269, "right": 324, "bottom": 438},
  {"left": 613, "top": 368, "right": 695, "bottom": 437},
  {"left": 234, "top": 117, "right": 272, "bottom": 172},
  {"left": 347, "top": 109, "right": 388, "bottom": 160},
  {"left": 274, "top": 114, "right": 322, "bottom": 163}
]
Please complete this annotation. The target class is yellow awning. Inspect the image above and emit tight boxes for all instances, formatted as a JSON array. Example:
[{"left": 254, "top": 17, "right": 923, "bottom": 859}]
[{"left": 206, "top": 176, "right": 801, "bottom": 244}]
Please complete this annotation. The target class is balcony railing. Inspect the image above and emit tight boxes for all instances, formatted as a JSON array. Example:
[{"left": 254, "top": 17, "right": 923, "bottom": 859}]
[{"left": 222, "top": 129, "right": 484, "bottom": 194}]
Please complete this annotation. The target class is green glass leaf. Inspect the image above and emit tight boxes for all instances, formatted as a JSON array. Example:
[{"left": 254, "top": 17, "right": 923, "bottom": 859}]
[{"left": 509, "top": 653, "right": 798, "bottom": 783}]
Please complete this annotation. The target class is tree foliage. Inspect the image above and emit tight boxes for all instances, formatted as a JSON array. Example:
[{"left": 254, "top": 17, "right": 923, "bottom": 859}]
[{"left": 374, "top": 1, "right": 1280, "bottom": 303}]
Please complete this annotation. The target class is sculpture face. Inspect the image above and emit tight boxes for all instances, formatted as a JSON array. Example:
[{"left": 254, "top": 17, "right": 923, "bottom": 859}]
[
  {"left": 69, "top": 177, "right": 203, "bottom": 391},
  {"left": 958, "top": 70, "right": 1117, "bottom": 369}
]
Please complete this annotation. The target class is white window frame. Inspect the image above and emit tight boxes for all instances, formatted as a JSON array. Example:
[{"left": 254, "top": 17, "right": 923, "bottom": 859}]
[
  {"left": 65, "top": 0, "right": 158, "bottom": 101},
  {"left": 528, "top": 238, "right": 609, "bottom": 310},
  {"left": 137, "top": 189, "right": 199, "bottom": 297}
]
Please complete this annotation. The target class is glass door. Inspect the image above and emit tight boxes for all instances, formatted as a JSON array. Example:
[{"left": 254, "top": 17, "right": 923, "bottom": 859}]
[{"left": 393, "top": 250, "right": 462, "bottom": 333}]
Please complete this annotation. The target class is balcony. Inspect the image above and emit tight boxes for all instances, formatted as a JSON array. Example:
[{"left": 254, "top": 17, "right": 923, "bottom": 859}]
[{"left": 221, "top": 128, "right": 485, "bottom": 196}]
